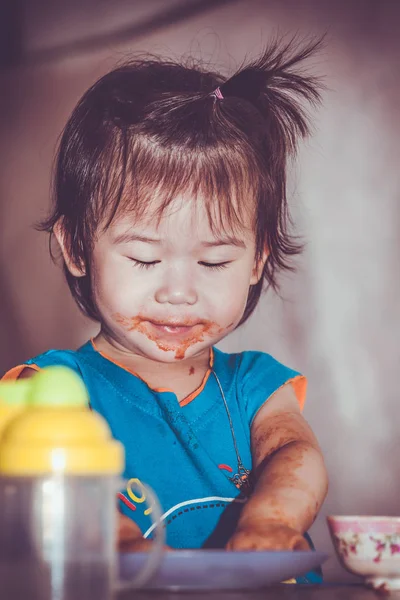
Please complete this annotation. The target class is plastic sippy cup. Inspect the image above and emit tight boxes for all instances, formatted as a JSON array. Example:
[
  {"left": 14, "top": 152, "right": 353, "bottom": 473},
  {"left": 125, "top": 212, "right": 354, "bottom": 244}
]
[{"left": 0, "top": 367, "right": 164, "bottom": 600}]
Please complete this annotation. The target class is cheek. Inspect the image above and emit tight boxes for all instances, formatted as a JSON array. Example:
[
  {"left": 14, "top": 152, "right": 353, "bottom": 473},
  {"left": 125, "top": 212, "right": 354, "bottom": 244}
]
[
  {"left": 91, "top": 257, "right": 139, "bottom": 312},
  {"left": 207, "top": 267, "right": 252, "bottom": 318},
  {"left": 219, "top": 295, "right": 247, "bottom": 323}
]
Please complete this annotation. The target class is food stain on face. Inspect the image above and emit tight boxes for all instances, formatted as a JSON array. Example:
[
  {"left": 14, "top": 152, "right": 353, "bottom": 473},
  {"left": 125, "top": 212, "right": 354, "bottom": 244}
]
[
  {"left": 189, "top": 366, "right": 195, "bottom": 375},
  {"left": 114, "top": 313, "right": 223, "bottom": 360}
]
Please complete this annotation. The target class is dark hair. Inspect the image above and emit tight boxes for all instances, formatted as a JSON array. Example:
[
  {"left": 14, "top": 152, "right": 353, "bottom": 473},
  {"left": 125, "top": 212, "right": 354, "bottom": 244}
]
[{"left": 40, "top": 37, "right": 322, "bottom": 325}]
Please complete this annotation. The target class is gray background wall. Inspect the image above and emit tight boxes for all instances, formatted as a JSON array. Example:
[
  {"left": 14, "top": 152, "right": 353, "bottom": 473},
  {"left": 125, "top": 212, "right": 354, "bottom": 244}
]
[{"left": 1, "top": 0, "right": 399, "bottom": 582}]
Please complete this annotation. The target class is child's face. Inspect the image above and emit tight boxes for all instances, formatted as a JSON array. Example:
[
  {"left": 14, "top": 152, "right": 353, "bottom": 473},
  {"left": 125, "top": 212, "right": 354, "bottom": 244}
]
[{"left": 69, "top": 195, "right": 265, "bottom": 362}]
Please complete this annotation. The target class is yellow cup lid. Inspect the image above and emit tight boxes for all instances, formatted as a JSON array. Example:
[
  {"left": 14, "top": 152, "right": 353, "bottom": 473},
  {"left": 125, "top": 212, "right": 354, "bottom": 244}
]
[{"left": 0, "top": 367, "right": 124, "bottom": 476}]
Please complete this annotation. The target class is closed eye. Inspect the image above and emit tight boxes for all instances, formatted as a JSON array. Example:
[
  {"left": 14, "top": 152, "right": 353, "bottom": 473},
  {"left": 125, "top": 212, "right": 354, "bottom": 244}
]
[
  {"left": 199, "top": 261, "right": 230, "bottom": 271},
  {"left": 128, "top": 258, "right": 160, "bottom": 269}
]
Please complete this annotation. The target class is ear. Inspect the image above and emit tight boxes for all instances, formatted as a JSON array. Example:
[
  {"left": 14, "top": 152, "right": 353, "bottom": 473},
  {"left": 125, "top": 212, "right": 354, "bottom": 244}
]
[
  {"left": 53, "top": 219, "right": 86, "bottom": 277},
  {"left": 250, "top": 248, "right": 269, "bottom": 285}
]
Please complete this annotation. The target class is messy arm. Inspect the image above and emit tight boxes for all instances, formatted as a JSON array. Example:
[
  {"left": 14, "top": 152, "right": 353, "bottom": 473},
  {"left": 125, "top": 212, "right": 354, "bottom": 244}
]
[
  {"left": 227, "top": 384, "right": 328, "bottom": 550},
  {"left": 118, "top": 513, "right": 158, "bottom": 552}
]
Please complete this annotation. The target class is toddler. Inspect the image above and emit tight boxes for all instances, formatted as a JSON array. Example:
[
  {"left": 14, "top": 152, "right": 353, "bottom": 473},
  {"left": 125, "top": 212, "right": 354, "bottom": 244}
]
[{"left": 2, "top": 38, "right": 328, "bottom": 582}]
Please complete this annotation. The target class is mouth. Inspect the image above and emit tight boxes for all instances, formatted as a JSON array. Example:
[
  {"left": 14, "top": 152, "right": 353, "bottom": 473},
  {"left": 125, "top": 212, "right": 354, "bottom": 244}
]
[
  {"left": 114, "top": 312, "right": 222, "bottom": 359},
  {"left": 147, "top": 320, "right": 202, "bottom": 336}
]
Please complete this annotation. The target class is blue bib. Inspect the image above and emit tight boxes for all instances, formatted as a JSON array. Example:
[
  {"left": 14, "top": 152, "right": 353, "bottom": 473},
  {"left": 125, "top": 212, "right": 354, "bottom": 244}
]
[{"left": 18, "top": 341, "right": 321, "bottom": 583}]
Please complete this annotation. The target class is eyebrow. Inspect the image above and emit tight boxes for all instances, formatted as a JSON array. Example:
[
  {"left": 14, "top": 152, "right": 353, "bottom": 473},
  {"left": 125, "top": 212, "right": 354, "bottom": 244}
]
[
  {"left": 112, "top": 231, "right": 246, "bottom": 249},
  {"left": 112, "top": 232, "right": 161, "bottom": 245},
  {"left": 201, "top": 237, "right": 246, "bottom": 249}
]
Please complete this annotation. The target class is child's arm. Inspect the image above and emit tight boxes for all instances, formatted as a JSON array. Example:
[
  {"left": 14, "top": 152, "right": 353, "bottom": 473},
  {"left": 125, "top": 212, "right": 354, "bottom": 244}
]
[
  {"left": 118, "top": 512, "right": 173, "bottom": 552},
  {"left": 118, "top": 512, "right": 156, "bottom": 552},
  {"left": 226, "top": 384, "right": 328, "bottom": 551}
]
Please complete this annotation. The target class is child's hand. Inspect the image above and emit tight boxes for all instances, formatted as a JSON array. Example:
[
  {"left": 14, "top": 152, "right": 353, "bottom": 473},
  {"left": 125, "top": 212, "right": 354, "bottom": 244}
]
[
  {"left": 117, "top": 511, "right": 172, "bottom": 552},
  {"left": 226, "top": 520, "right": 309, "bottom": 552}
]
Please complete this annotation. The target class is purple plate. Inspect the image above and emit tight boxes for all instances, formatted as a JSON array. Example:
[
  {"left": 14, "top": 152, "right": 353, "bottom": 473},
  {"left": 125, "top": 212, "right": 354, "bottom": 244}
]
[{"left": 119, "top": 550, "right": 328, "bottom": 590}]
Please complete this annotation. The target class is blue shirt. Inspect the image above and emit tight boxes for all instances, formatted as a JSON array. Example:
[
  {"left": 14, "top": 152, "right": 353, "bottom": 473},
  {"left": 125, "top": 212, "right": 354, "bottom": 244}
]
[{"left": 10, "top": 341, "right": 321, "bottom": 582}]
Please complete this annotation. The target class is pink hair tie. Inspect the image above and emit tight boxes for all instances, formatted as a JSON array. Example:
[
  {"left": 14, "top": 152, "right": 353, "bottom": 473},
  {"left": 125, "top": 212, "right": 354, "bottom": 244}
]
[{"left": 213, "top": 87, "right": 224, "bottom": 100}]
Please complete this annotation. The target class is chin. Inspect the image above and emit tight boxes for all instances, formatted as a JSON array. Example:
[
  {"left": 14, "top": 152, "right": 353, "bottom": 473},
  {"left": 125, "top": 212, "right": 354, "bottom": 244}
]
[{"left": 139, "top": 340, "right": 211, "bottom": 363}]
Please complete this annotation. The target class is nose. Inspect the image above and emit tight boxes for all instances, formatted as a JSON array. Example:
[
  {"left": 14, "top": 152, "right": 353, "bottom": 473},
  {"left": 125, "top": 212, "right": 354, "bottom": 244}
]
[{"left": 155, "top": 268, "right": 198, "bottom": 306}]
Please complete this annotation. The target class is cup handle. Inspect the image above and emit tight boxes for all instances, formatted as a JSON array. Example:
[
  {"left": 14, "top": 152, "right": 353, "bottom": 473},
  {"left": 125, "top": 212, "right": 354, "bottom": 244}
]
[{"left": 114, "top": 480, "right": 165, "bottom": 591}]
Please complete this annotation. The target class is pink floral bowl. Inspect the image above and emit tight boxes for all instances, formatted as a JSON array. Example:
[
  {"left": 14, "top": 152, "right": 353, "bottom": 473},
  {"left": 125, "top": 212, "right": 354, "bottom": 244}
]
[{"left": 327, "top": 516, "right": 400, "bottom": 592}]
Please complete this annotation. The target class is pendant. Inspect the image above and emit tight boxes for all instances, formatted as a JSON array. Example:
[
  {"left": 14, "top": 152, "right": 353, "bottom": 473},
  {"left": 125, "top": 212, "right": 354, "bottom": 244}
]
[{"left": 229, "top": 465, "right": 253, "bottom": 497}]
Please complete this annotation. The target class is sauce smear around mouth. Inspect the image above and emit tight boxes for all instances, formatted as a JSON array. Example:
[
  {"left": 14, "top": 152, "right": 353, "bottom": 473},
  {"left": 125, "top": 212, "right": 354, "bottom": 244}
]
[{"left": 114, "top": 313, "right": 222, "bottom": 359}]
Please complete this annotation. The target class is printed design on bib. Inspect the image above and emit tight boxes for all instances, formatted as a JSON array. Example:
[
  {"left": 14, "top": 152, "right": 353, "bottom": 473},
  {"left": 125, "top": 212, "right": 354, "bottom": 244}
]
[
  {"left": 143, "top": 495, "right": 247, "bottom": 539},
  {"left": 218, "top": 463, "right": 233, "bottom": 473},
  {"left": 117, "top": 464, "right": 247, "bottom": 517},
  {"left": 117, "top": 474, "right": 247, "bottom": 543},
  {"left": 117, "top": 463, "right": 251, "bottom": 543},
  {"left": 118, "top": 477, "right": 154, "bottom": 515}
]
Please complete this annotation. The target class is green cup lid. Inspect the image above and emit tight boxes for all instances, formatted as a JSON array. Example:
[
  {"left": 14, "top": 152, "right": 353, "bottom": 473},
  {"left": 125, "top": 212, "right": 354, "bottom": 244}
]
[
  {"left": 0, "top": 367, "right": 89, "bottom": 409},
  {"left": 27, "top": 367, "right": 89, "bottom": 407}
]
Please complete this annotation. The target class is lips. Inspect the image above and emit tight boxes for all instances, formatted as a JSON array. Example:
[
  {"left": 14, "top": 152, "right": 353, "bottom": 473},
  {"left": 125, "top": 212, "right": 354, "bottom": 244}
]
[
  {"left": 152, "top": 324, "right": 194, "bottom": 333},
  {"left": 147, "top": 320, "right": 202, "bottom": 335}
]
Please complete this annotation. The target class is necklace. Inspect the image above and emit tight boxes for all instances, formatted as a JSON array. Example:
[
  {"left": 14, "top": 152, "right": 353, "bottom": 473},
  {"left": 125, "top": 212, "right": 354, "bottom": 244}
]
[{"left": 211, "top": 370, "right": 253, "bottom": 497}]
